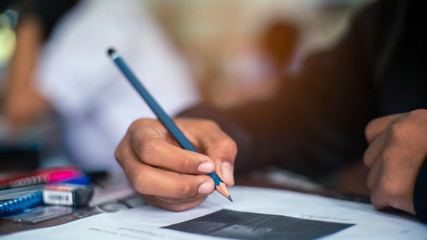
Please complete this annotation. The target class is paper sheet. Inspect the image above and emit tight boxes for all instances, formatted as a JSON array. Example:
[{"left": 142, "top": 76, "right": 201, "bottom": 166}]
[{"left": 2, "top": 186, "right": 426, "bottom": 240}]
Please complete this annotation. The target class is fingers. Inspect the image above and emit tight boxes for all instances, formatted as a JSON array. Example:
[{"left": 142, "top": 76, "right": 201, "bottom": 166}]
[
  {"left": 118, "top": 145, "right": 215, "bottom": 199},
  {"left": 182, "top": 120, "right": 237, "bottom": 185},
  {"left": 128, "top": 119, "right": 215, "bottom": 175},
  {"left": 133, "top": 138, "right": 215, "bottom": 175},
  {"left": 202, "top": 135, "right": 237, "bottom": 186},
  {"left": 144, "top": 195, "right": 207, "bottom": 212},
  {"left": 367, "top": 157, "right": 416, "bottom": 214},
  {"left": 370, "top": 186, "right": 388, "bottom": 210},
  {"left": 365, "top": 113, "right": 404, "bottom": 143},
  {"left": 365, "top": 139, "right": 419, "bottom": 215},
  {"left": 363, "top": 131, "right": 385, "bottom": 168},
  {"left": 363, "top": 110, "right": 427, "bottom": 216},
  {"left": 366, "top": 158, "right": 392, "bottom": 211},
  {"left": 366, "top": 158, "right": 382, "bottom": 190},
  {"left": 115, "top": 117, "right": 237, "bottom": 211}
]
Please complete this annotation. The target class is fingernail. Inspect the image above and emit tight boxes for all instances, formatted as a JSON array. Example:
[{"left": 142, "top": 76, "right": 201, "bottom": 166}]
[
  {"left": 198, "top": 162, "right": 214, "bottom": 173},
  {"left": 198, "top": 181, "right": 214, "bottom": 195},
  {"left": 221, "top": 162, "right": 234, "bottom": 182}
]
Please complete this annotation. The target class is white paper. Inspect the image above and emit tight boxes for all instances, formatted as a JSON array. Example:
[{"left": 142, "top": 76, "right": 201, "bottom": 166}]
[{"left": 2, "top": 186, "right": 426, "bottom": 240}]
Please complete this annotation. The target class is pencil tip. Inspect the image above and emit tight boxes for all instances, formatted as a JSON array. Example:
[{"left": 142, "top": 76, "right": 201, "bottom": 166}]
[
  {"left": 228, "top": 195, "right": 233, "bottom": 202},
  {"left": 107, "top": 48, "right": 116, "bottom": 56}
]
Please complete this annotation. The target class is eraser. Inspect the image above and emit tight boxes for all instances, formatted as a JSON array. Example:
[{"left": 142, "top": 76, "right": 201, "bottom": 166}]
[{"left": 43, "top": 184, "right": 94, "bottom": 207}]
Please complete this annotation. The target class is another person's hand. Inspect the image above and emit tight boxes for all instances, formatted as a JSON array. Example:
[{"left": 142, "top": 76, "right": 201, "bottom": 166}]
[
  {"left": 115, "top": 118, "right": 237, "bottom": 211},
  {"left": 364, "top": 109, "right": 427, "bottom": 215}
]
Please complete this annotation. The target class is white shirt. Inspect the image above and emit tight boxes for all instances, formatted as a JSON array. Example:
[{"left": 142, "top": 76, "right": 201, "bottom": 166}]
[{"left": 36, "top": 0, "right": 199, "bottom": 171}]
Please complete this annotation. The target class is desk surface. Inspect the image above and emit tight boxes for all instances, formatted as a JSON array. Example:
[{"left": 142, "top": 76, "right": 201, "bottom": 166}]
[{"left": 0, "top": 164, "right": 370, "bottom": 236}]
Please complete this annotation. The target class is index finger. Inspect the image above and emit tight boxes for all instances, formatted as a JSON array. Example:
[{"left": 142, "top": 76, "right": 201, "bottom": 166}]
[
  {"left": 365, "top": 113, "right": 405, "bottom": 143},
  {"left": 180, "top": 119, "right": 237, "bottom": 185},
  {"left": 129, "top": 119, "right": 215, "bottom": 175}
]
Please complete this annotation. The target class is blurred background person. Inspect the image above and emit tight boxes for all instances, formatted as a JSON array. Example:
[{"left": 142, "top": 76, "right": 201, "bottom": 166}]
[
  {"left": 148, "top": 0, "right": 373, "bottom": 109},
  {"left": 1, "top": 0, "right": 199, "bottom": 172},
  {"left": 0, "top": 0, "right": 372, "bottom": 182}
]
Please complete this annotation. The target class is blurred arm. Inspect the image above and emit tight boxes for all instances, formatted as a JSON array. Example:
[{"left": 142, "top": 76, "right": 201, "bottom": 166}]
[{"left": 4, "top": 15, "right": 49, "bottom": 126}]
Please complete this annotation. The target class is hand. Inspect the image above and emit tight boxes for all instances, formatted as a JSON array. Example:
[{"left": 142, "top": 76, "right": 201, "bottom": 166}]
[
  {"left": 115, "top": 118, "right": 237, "bottom": 211},
  {"left": 363, "top": 109, "right": 427, "bottom": 215}
]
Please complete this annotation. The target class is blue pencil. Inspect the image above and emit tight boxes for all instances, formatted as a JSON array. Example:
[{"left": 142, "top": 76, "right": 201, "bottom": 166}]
[{"left": 107, "top": 48, "right": 232, "bottom": 202}]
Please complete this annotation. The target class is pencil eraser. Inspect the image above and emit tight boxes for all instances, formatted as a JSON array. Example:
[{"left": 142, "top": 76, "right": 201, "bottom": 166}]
[{"left": 107, "top": 48, "right": 116, "bottom": 56}]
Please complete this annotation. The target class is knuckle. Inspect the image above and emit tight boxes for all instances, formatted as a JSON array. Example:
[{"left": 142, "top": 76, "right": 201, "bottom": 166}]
[
  {"left": 129, "top": 172, "right": 148, "bottom": 194},
  {"left": 175, "top": 182, "right": 195, "bottom": 199},
  {"left": 129, "top": 118, "right": 154, "bottom": 130},
  {"left": 114, "top": 143, "right": 132, "bottom": 165},
  {"left": 128, "top": 119, "right": 143, "bottom": 132},
  {"left": 114, "top": 147, "right": 124, "bottom": 162},
  {"left": 214, "top": 138, "right": 237, "bottom": 154},
  {"left": 388, "top": 123, "right": 407, "bottom": 141},
  {"left": 409, "top": 109, "right": 427, "bottom": 118},
  {"left": 114, "top": 141, "right": 124, "bottom": 159},
  {"left": 139, "top": 139, "right": 161, "bottom": 162}
]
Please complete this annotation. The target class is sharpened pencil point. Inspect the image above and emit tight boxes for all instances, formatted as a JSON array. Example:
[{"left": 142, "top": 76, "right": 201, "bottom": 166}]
[{"left": 228, "top": 195, "right": 233, "bottom": 202}]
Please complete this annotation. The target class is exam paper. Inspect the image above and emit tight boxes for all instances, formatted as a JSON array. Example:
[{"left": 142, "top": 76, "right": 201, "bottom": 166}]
[{"left": 2, "top": 186, "right": 426, "bottom": 240}]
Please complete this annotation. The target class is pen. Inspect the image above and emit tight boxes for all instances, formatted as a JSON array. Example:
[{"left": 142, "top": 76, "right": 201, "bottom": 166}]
[
  {"left": 0, "top": 184, "right": 94, "bottom": 217},
  {"left": 107, "top": 48, "right": 232, "bottom": 202},
  {"left": 0, "top": 167, "right": 84, "bottom": 190},
  {"left": 0, "top": 191, "right": 43, "bottom": 217}
]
